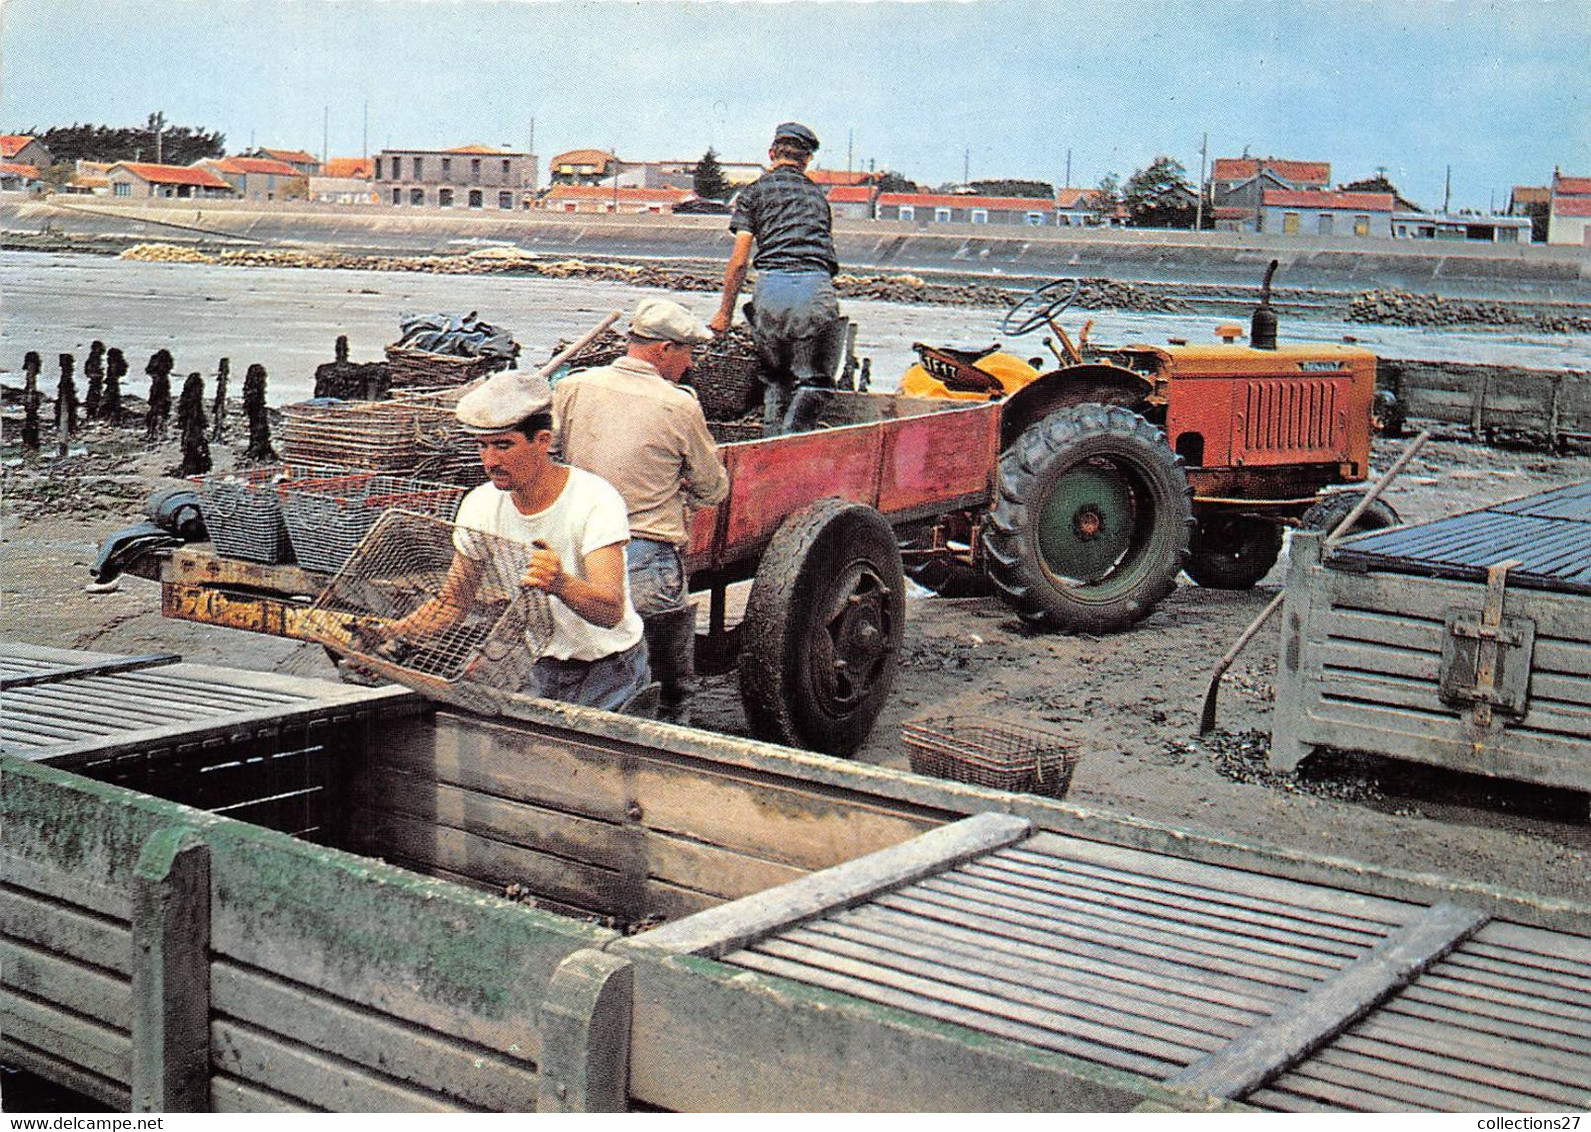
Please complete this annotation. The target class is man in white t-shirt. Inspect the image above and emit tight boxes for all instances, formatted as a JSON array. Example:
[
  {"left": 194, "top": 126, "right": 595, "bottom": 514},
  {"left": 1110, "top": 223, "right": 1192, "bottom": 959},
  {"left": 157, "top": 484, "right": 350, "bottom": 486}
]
[{"left": 385, "top": 371, "right": 650, "bottom": 711}]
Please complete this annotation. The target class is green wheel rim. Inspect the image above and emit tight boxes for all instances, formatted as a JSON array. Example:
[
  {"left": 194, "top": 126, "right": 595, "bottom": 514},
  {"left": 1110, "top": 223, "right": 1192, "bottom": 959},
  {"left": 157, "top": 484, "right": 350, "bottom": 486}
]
[{"left": 1036, "top": 461, "right": 1138, "bottom": 584}]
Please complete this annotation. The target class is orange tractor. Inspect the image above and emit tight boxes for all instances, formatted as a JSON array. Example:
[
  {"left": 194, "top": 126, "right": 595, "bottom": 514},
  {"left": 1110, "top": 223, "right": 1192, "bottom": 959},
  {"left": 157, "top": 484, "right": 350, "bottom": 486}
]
[{"left": 896, "top": 263, "right": 1399, "bottom": 631}]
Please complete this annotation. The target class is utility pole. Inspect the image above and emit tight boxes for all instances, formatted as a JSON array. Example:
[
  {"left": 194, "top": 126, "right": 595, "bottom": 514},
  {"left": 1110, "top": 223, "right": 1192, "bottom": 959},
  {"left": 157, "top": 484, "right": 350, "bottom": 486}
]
[
  {"left": 1443, "top": 164, "right": 1452, "bottom": 214},
  {"left": 612, "top": 144, "right": 619, "bottom": 213},
  {"left": 1194, "top": 131, "right": 1208, "bottom": 231},
  {"left": 362, "top": 101, "right": 369, "bottom": 160},
  {"left": 527, "top": 116, "right": 536, "bottom": 190},
  {"left": 1065, "top": 147, "right": 1072, "bottom": 190},
  {"left": 323, "top": 105, "right": 329, "bottom": 166},
  {"left": 847, "top": 128, "right": 853, "bottom": 176},
  {"left": 963, "top": 146, "right": 970, "bottom": 187}
]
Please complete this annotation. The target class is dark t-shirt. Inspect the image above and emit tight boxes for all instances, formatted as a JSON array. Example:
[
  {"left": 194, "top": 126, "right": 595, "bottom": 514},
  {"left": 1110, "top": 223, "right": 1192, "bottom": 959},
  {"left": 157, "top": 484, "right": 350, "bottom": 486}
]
[{"left": 730, "top": 166, "right": 838, "bottom": 275}]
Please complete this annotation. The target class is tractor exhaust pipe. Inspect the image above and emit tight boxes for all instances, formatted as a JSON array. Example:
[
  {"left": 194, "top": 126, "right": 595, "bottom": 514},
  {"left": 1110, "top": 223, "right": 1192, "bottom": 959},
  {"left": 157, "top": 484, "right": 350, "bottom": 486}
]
[{"left": 1251, "top": 259, "right": 1279, "bottom": 350}]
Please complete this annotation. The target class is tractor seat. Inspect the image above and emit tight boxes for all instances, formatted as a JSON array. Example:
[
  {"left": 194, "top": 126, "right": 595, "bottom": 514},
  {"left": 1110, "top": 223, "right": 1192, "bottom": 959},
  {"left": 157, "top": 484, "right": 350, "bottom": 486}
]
[{"left": 914, "top": 342, "right": 1002, "bottom": 365}]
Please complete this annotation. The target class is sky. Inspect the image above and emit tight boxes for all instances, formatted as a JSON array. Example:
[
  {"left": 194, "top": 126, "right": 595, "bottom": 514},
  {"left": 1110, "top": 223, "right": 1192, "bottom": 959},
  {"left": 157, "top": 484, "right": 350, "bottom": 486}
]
[{"left": 1, "top": 0, "right": 1588, "bottom": 213}]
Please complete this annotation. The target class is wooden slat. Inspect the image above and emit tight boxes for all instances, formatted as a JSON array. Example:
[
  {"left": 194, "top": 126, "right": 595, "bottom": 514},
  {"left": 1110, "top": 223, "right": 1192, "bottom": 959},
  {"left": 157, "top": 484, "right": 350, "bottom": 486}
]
[
  {"left": 1329, "top": 1032, "right": 1589, "bottom": 1109},
  {"left": 1, "top": 937, "right": 129, "bottom": 1030},
  {"left": 1167, "top": 902, "right": 1488, "bottom": 1099},
  {"left": 3, "top": 992, "right": 132, "bottom": 1085},
  {"left": 728, "top": 946, "right": 1183, "bottom": 1079},
  {"left": 0, "top": 1037, "right": 131, "bottom": 1111},
  {"left": 371, "top": 809, "right": 628, "bottom": 917},
  {"left": 1309, "top": 1043, "right": 1561, "bottom": 1111},
  {"left": 1259, "top": 1060, "right": 1439, "bottom": 1112},
  {"left": 765, "top": 924, "right": 1234, "bottom": 1052},
  {"left": 210, "top": 1018, "right": 468, "bottom": 1112},
  {"left": 210, "top": 1073, "right": 319, "bottom": 1113},
  {"left": 1325, "top": 566, "right": 1591, "bottom": 638},
  {"left": 966, "top": 856, "right": 1376, "bottom": 957},
  {"left": 1418, "top": 968, "right": 1591, "bottom": 1027},
  {"left": 842, "top": 902, "right": 1287, "bottom": 1016},
  {"left": 1020, "top": 834, "right": 1414, "bottom": 925},
  {"left": 0, "top": 888, "right": 134, "bottom": 976},
  {"left": 992, "top": 852, "right": 1389, "bottom": 943},
  {"left": 212, "top": 961, "right": 541, "bottom": 1112},
  {"left": 811, "top": 913, "right": 1261, "bottom": 1031},
  {"left": 919, "top": 873, "right": 1341, "bottom": 980},
  {"left": 880, "top": 887, "right": 1316, "bottom": 993},
  {"left": 637, "top": 813, "right": 1031, "bottom": 957},
  {"left": 1478, "top": 921, "right": 1591, "bottom": 966},
  {"left": 1450, "top": 948, "right": 1591, "bottom": 996},
  {"left": 1397, "top": 982, "right": 1591, "bottom": 1042},
  {"left": 1385, "top": 996, "right": 1588, "bottom": 1052},
  {"left": 1352, "top": 1009, "right": 1591, "bottom": 1082}
]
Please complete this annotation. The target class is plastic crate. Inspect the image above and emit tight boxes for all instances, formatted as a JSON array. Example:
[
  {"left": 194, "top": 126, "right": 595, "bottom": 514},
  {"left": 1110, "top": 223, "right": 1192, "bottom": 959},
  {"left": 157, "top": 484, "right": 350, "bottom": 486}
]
[
  {"left": 902, "top": 716, "right": 1079, "bottom": 798},
  {"left": 280, "top": 472, "right": 467, "bottom": 574}
]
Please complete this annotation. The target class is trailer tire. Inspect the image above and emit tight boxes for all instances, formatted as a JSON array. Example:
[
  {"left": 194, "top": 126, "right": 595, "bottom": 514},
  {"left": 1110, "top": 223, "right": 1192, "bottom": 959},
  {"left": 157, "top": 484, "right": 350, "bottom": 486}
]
[
  {"left": 739, "top": 499, "right": 905, "bottom": 756},
  {"left": 1300, "top": 493, "right": 1402, "bottom": 539},
  {"left": 982, "top": 403, "right": 1192, "bottom": 633},
  {"left": 1184, "top": 515, "right": 1284, "bottom": 590}
]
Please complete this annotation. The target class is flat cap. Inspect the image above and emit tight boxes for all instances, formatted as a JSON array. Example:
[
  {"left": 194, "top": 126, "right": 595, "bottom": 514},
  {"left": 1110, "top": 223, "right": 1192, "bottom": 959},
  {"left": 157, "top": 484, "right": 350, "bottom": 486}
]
[
  {"left": 629, "top": 296, "right": 713, "bottom": 344},
  {"left": 773, "top": 121, "right": 820, "bottom": 152},
  {"left": 455, "top": 371, "right": 554, "bottom": 434}
]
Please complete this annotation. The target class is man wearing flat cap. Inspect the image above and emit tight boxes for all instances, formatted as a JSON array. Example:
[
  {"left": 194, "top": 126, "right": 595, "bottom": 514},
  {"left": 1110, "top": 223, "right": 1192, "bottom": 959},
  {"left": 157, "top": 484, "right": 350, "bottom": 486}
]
[
  {"left": 385, "top": 371, "right": 651, "bottom": 711},
  {"left": 710, "top": 121, "right": 844, "bottom": 436},
  {"left": 554, "top": 297, "right": 729, "bottom": 724}
]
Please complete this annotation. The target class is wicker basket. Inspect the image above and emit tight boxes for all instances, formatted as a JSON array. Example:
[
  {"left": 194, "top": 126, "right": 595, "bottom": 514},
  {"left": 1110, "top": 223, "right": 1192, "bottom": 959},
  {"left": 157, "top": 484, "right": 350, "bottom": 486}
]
[
  {"left": 384, "top": 344, "right": 510, "bottom": 390},
  {"left": 193, "top": 464, "right": 338, "bottom": 565},
  {"left": 902, "top": 717, "right": 1079, "bottom": 798},
  {"left": 279, "top": 472, "right": 467, "bottom": 574}
]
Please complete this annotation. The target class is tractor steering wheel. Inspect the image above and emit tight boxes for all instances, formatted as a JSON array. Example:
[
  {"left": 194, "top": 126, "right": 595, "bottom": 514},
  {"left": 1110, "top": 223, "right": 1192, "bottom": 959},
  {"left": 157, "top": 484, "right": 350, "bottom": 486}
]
[{"left": 1001, "top": 278, "right": 1083, "bottom": 336}]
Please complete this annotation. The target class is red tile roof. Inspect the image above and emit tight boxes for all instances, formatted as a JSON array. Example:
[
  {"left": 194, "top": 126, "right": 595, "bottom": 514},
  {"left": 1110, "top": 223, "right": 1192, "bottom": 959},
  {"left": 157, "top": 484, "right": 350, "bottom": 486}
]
[
  {"left": 210, "top": 157, "right": 301, "bottom": 176},
  {"left": 112, "top": 162, "right": 232, "bottom": 188},
  {"left": 879, "top": 192, "right": 1056, "bottom": 211},
  {"left": 542, "top": 184, "right": 691, "bottom": 203},
  {"left": 551, "top": 148, "right": 617, "bottom": 169},
  {"left": 1511, "top": 185, "right": 1550, "bottom": 204},
  {"left": 1554, "top": 174, "right": 1591, "bottom": 196},
  {"left": 1554, "top": 198, "right": 1591, "bottom": 218},
  {"left": 0, "top": 162, "right": 39, "bottom": 177},
  {"left": 826, "top": 185, "right": 874, "bottom": 203},
  {"left": 322, "top": 157, "right": 373, "bottom": 178},
  {"left": 806, "top": 169, "right": 874, "bottom": 186},
  {"left": 1212, "top": 158, "right": 1331, "bottom": 186},
  {"left": 259, "top": 148, "right": 317, "bottom": 164},
  {"left": 1263, "top": 189, "right": 1393, "bottom": 211},
  {"left": 1, "top": 135, "right": 37, "bottom": 158},
  {"left": 1054, "top": 187, "right": 1100, "bottom": 208},
  {"left": 445, "top": 144, "right": 508, "bottom": 155},
  {"left": 1212, "top": 206, "right": 1254, "bottom": 219}
]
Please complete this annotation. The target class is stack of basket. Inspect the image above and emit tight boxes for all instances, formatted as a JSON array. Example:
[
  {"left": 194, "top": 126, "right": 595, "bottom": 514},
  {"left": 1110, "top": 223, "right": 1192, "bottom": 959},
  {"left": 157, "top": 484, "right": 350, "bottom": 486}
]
[
  {"left": 192, "top": 464, "right": 336, "bottom": 566},
  {"left": 277, "top": 471, "right": 468, "bottom": 574},
  {"left": 383, "top": 345, "right": 509, "bottom": 391},
  {"left": 282, "top": 399, "right": 485, "bottom": 487}
]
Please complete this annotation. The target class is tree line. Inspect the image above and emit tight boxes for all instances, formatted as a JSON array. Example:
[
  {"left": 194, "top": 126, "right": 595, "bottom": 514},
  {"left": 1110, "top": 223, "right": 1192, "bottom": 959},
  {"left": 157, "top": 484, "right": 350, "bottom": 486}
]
[{"left": 23, "top": 112, "right": 226, "bottom": 168}]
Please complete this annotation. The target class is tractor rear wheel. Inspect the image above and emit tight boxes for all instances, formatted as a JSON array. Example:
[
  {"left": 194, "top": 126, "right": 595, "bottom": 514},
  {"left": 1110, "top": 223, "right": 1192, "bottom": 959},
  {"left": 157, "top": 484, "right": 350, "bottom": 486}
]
[
  {"left": 982, "top": 403, "right": 1192, "bottom": 633},
  {"left": 1184, "top": 514, "right": 1284, "bottom": 590},
  {"left": 1300, "top": 492, "right": 1402, "bottom": 539},
  {"left": 739, "top": 499, "right": 905, "bottom": 756}
]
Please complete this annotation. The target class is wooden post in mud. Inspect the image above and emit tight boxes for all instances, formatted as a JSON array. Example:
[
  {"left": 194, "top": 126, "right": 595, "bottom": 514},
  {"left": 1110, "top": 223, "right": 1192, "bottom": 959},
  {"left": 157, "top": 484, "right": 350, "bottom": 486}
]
[
  {"left": 243, "top": 363, "right": 274, "bottom": 461},
  {"left": 145, "top": 349, "right": 174, "bottom": 445},
  {"left": 175, "top": 372, "right": 211, "bottom": 476},
  {"left": 55, "top": 353, "right": 79, "bottom": 453},
  {"left": 84, "top": 341, "right": 106, "bottom": 421},
  {"left": 211, "top": 357, "right": 229, "bottom": 442},
  {"left": 20, "top": 351, "right": 41, "bottom": 451},
  {"left": 104, "top": 347, "right": 127, "bottom": 422}
]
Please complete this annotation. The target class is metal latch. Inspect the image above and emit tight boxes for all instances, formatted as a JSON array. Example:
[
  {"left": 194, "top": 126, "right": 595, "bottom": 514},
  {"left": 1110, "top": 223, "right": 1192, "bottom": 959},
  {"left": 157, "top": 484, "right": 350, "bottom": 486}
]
[{"left": 1438, "top": 560, "right": 1535, "bottom": 727}]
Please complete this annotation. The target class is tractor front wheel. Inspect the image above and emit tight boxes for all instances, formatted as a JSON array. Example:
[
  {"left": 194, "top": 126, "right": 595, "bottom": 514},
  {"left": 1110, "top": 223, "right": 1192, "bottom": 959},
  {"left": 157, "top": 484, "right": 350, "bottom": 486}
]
[
  {"left": 1184, "top": 514, "right": 1284, "bottom": 590},
  {"left": 739, "top": 499, "right": 905, "bottom": 756},
  {"left": 1300, "top": 492, "right": 1402, "bottom": 539},
  {"left": 982, "top": 403, "right": 1193, "bottom": 633}
]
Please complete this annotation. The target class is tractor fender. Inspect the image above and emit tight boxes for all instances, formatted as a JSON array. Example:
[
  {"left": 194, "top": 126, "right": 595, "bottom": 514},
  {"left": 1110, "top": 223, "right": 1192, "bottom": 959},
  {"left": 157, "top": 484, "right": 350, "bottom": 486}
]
[{"left": 997, "top": 364, "right": 1154, "bottom": 451}]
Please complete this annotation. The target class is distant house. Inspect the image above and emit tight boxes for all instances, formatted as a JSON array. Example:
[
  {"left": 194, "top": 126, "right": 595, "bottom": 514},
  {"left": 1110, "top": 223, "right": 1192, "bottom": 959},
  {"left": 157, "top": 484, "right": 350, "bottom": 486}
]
[
  {"left": 64, "top": 160, "right": 115, "bottom": 195},
  {"left": 0, "top": 162, "right": 42, "bottom": 192},
  {"left": 1392, "top": 210, "right": 1532, "bottom": 243},
  {"left": 310, "top": 157, "right": 376, "bottom": 204},
  {"left": 1259, "top": 189, "right": 1393, "bottom": 237},
  {"left": 1548, "top": 171, "right": 1591, "bottom": 247},
  {"left": 195, "top": 156, "right": 307, "bottom": 201},
  {"left": 877, "top": 192, "right": 1057, "bottom": 227},
  {"left": 619, "top": 158, "right": 765, "bottom": 192},
  {"left": 1, "top": 134, "right": 53, "bottom": 169},
  {"left": 1054, "top": 187, "right": 1105, "bottom": 227},
  {"left": 826, "top": 184, "right": 876, "bottom": 220},
  {"left": 1507, "top": 185, "right": 1550, "bottom": 216},
  {"left": 549, "top": 149, "right": 622, "bottom": 185},
  {"left": 538, "top": 183, "right": 692, "bottom": 214},
  {"left": 1210, "top": 157, "right": 1331, "bottom": 232},
  {"left": 247, "top": 147, "right": 320, "bottom": 176},
  {"left": 806, "top": 169, "right": 877, "bottom": 188},
  {"left": 374, "top": 145, "right": 538, "bottom": 209},
  {"left": 105, "top": 162, "right": 235, "bottom": 200}
]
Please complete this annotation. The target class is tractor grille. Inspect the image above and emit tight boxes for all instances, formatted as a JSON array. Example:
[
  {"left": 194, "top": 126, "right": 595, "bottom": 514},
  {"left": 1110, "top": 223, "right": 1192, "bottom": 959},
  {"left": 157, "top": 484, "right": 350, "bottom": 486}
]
[{"left": 1242, "top": 379, "right": 1343, "bottom": 456}]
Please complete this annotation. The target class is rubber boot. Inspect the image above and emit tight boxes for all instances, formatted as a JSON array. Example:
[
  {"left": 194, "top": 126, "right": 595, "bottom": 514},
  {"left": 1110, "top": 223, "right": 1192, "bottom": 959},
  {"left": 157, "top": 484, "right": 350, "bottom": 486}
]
[{"left": 643, "top": 604, "right": 698, "bottom": 726}]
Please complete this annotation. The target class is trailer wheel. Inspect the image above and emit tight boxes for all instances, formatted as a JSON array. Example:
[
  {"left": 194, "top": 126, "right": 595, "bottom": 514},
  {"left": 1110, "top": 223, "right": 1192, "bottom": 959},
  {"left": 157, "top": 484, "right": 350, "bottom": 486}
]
[
  {"left": 1184, "top": 515, "right": 1284, "bottom": 590},
  {"left": 982, "top": 403, "right": 1192, "bottom": 633},
  {"left": 1300, "top": 492, "right": 1401, "bottom": 539},
  {"left": 739, "top": 499, "right": 905, "bottom": 756}
]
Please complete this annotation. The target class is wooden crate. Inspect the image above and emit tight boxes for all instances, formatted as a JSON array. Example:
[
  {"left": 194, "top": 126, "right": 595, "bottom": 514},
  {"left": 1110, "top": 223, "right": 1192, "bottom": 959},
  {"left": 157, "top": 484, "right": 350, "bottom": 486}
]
[{"left": 1271, "top": 524, "right": 1591, "bottom": 791}]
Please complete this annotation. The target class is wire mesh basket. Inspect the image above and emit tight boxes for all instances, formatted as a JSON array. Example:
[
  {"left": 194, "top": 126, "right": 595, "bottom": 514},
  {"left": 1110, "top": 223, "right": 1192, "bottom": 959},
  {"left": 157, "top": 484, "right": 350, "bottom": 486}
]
[
  {"left": 902, "top": 716, "right": 1080, "bottom": 798},
  {"left": 302, "top": 510, "right": 555, "bottom": 714},
  {"left": 279, "top": 472, "right": 468, "bottom": 574},
  {"left": 384, "top": 344, "right": 511, "bottom": 390},
  {"left": 282, "top": 399, "right": 485, "bottom": 486},
  {"left": 193, "top": 464, "right": 340, "bottom": 565}
]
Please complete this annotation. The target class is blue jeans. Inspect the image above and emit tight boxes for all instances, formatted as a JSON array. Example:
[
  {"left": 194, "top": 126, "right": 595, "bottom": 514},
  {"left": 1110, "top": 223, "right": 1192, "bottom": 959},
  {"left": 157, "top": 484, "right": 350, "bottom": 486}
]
[
  {"left": 627, "top": 537, "right": 696, "bottom": 723},
  {"left": 532, "top": 640, "right": 651, "bottom": 712},
  {"left": 626, "top": 537, "right": 687, "bottom": 614},
  {"left": 751, "top": 270, "right": 843, "bottom": 434}
]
